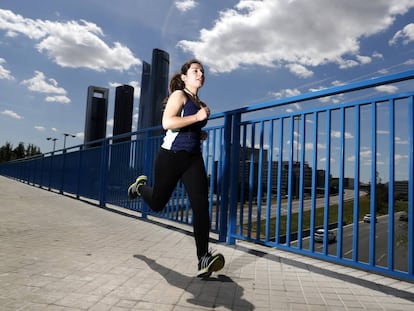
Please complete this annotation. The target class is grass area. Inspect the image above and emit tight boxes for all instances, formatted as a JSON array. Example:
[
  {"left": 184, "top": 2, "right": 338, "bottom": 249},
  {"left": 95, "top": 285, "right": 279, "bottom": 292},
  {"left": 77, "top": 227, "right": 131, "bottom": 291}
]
[{"left": 244, "top": 195, "right": 408, "bottom": 239}]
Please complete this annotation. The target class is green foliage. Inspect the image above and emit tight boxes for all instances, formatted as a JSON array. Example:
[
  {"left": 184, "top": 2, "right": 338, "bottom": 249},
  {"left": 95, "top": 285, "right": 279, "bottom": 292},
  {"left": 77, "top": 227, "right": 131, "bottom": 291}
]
[{"left": 0, "top": 141, "right": 41, "bottom": 163}]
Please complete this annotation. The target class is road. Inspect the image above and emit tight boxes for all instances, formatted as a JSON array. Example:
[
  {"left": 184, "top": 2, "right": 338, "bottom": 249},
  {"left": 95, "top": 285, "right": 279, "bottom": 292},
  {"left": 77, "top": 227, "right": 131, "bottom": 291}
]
[
  {"left": 214, "top": 190, "right": 409, "bottom": 272},
  {"left": 279, "top": 189, "right": 365, "bottom": 215},
  {"left": 297, "top": 211, "right": 409, "bottom": 272}
]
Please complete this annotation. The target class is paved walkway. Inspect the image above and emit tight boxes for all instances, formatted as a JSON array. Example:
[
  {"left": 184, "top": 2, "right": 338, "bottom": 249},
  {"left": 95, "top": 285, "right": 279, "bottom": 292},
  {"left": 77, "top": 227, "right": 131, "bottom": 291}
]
[{"left": 1, "top": 175, "right": 414, "bottom": 311}]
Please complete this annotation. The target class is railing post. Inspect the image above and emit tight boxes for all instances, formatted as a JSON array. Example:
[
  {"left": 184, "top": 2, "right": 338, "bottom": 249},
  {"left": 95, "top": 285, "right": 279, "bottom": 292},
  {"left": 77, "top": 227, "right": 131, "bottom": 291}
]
[
  {"left": 218, "top": 113, "right": 233, "bottom": 242},
  {"left": 140, "top": 130, "right": 153, "bottom": 219},
  {"left": 76, "top": 145, "right": 83, "bottom": 199},
  {"left": 60, "top": 151, "right": 66, "bottom": 194},
  {"left": 99, "top": 139, "right": 110, "bottom": 208},
  {"left": 227, "top": 113, "right": 241, "bottom": 245}
]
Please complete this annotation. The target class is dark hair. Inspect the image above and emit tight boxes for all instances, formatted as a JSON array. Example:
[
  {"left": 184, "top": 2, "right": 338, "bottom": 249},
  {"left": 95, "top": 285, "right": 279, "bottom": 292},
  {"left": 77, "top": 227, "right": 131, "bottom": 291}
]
[
  {"left": 162, "top": 59, "right": 203, "bottom": 109},
  {"left": 168, "top": 59, "right": 203, "bottom": 93}
]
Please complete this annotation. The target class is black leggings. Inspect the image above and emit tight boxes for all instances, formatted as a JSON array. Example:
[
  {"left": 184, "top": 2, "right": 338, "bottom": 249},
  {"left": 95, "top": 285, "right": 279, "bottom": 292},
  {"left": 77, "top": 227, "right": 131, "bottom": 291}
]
[{"left": 140, "top": 148, "right": 210, "bottom": 259}]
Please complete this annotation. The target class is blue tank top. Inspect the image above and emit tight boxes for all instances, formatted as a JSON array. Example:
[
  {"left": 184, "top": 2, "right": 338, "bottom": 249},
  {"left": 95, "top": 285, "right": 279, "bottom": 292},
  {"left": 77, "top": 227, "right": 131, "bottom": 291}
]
[{"left": 161, "top": 94, "right": 207, "bottom": 153}]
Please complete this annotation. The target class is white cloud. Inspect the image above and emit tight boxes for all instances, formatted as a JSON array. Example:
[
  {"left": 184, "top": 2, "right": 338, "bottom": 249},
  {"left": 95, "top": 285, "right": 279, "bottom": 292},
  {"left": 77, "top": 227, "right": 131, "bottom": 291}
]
[
  {"left": 396, "top": 136, "right": 409, "bottom": 144},
  {"left": 21, "top": 71, "right": 67, "bottom": 95},
  {"left": 395, "top": 154, "right": 409, "bottom": 161},
  {"left": 1, "top": 109, "right": 22, "bottom": 119},
  {"left": 19, "top": 71, "right": 70, "bottom": 103},
  {"left": 0, "top": 58, "right": 14, "bottom": 80},
  {"left": 338, "top": 59, "right": 359, "bottom": 69},
  {"left": 272, "top": 88, "right": 301, "bottom": 99},
  {"left": 175, "top": 0, "right": 198, "bottom": 12},
  {"left": 286, "top": 64, "right": 313, "bottom": 78},
  {"left": 372, "top": 51, "right": 384, "bottom": 59},
  {"left": 375, "top": 84, "right": 399, "bottom": 93},
  {"left": 356, "top": 55, "right": 372, "bottom": 65},
  {"left": 178, "top": 0, "right": 414, "bottom": 73},
  {"left": 347, "top": 155, "right": 355, "bottom": 162},
  {"left": 331, "top": 131, "right": 354, "bottom": 139},
  {"left": 45, "top": 95, "right": 71, "bottom": 104},
  {"left": 34, "top": 125, "right": 46, "bottom": 131},
  {"left": 0, "top": 9, "right": 141, "bottom": 71},
  {"left": 389, "top": 23, "right": 414, "bottom": 45},
  {"left": 128, "top": 81, "right": 141, "bottom": 99}
]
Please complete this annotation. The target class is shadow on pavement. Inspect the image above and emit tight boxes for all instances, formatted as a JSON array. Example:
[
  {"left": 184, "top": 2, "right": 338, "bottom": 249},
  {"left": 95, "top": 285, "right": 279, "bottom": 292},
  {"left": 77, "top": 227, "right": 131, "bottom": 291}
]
[
  {"left": 235, "top": 245, "right": 414, "bottom": 303},
  {"left": 134, "top": 254, "right": 254, "bottom": 310}
]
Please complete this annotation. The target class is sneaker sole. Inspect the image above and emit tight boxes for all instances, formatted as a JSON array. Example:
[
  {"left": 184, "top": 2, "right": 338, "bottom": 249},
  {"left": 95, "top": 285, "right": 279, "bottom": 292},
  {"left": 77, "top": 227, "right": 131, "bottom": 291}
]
[
  {"left": 209, "top": 254, "right": 225, "bottom": 272},
  {"left": 197, "top": 254, "right": 225, "bottom": 278}
]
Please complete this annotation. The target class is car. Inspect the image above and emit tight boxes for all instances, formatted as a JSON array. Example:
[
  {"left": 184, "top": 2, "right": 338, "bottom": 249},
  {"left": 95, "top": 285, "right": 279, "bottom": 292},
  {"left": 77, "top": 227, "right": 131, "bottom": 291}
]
[
  {"left": 314, "top": 229, "right": 336, "bottom": 243},
  {"left": 399, "top": 212, "right": 408, "bottom": 222},
  {"left": 363, "top": 213, "right": 377, "bottom": 223}
]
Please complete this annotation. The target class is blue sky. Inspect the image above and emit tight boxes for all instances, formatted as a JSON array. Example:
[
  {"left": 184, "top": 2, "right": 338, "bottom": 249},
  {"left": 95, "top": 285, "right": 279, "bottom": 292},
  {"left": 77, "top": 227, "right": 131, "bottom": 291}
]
[{"left": 1, "top": 0, "right": 414, "bottom": 165}]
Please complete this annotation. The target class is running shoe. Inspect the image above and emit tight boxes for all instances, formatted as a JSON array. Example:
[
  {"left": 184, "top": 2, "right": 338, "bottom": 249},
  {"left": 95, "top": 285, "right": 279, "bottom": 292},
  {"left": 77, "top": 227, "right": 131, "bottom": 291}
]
[
  {"left": 197, "top": 251, "right": 225, "bottom": 278},
  {"left": 128, "top": 175, "right": 147, "bottom": 199}
]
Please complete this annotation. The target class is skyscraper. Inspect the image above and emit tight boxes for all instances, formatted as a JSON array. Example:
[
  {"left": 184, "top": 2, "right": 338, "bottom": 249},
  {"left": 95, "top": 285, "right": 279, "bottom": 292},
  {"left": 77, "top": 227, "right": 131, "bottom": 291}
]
[
  {"left": 113, "top": 84, "right": 134, "bottom": 143},
  {"left": 137, "top": 49, "right": 169, "bottom": 130},
  {"left": 84, "top": 86, "right": 109, "bottom": 148},
  {"left": 137, "top": 61, "right": 151, "bottom": 130}
]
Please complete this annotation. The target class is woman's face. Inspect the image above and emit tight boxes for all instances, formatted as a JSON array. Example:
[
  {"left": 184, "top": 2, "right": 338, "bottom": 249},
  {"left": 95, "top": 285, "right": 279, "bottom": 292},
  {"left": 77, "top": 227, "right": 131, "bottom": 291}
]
[{"left": 183, "top": 63, "right": 204, "bottom": 90}]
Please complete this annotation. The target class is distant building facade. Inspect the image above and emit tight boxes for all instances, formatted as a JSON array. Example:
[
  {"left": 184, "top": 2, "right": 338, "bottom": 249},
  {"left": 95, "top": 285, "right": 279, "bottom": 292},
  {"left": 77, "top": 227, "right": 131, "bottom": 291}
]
[
  {"left": 137, "top": 61, "right": 151, "bottom": 131},
  {"left": 84, "top": 86, "right": 109, "bottom": 148},
  {"left": 113, "top": 84, "right": 134, "bottom": 143},
  {"left": 137, "top": 49, "right": 169, "bottom": 130}
]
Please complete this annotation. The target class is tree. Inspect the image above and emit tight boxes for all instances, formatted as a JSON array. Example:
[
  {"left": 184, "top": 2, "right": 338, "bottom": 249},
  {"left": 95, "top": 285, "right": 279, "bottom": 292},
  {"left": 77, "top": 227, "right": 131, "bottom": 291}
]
[
  {"left": 26, "top": 144, "right": 41, "bottom": 157},
  {"left": 0, "top": 141, "right": 42, "bottom": 163},
  {"left": 13, "top": 142, "right": 26, "bottom": 159},
  {"left": 0, "top": 142, "right": 14, "bottom": 162}
]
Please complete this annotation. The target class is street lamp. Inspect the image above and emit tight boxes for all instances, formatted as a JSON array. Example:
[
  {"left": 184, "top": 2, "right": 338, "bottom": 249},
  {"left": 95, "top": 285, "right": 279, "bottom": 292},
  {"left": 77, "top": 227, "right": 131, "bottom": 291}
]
[
  {"left": 46, "top": 137, "right": 58, "bottom": 152},
  {"left": 294, "top": 115, "right": 302, "bottom": 199},
  {"left": 294, "top": 116, "right": 301, "bottom": 163},
  {"left": 63, "top": 133, "right": 76, "bottom": 149}
]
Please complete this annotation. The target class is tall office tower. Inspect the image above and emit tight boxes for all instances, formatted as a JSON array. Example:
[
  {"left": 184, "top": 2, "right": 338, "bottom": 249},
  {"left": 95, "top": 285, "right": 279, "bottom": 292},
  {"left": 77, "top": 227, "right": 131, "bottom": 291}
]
[
  {"left": 137, "top": 49, "right": 169, "bottom": 130},
  {"left": 137, "top": 61, "right": 151, "bottom": 130},
  {"left": 84, "top": 86, "right": 109, "bottom": 147},
  {"left": 149, "top": 49, "right": 170, "bottom": 127},
  {"left": 113, "top": 84, "right": 134, "bottom": 143}
]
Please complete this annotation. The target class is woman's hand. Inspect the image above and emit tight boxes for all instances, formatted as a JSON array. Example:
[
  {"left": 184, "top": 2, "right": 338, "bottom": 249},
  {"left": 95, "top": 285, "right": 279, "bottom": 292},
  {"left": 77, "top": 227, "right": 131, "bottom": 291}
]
[{"left": 195, "top": 106, "right": 210, "bottom": 122}]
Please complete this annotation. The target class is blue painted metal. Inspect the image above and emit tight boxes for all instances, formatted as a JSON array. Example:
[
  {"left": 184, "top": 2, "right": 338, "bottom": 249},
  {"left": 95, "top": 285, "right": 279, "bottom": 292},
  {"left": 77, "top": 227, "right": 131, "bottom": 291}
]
[
  {"left": 370, "top": 102, "right": 377, "bottom": 266},
  {"left": 265, "top": 120, "right": 274, "bottom": 243},
  {"left": 353, "top": 106, "right": 361, "bottom": 263},
  {"left": 409, "top": 95, "right": 414, "bottom": 276},
  {"left": 310, "top": 112, "right": 318, "bottom": 253},
  {"left": 219, "top": 113, "right": 232, "bottom": 242},
  {"left": 228, "top": 113, "right": 241, "bottom": 245},
  {"left": 323, "top": 111, "right": 331, "bottom": 255},
  {"left": 2, "top": 69, "right": 414, "bottom": 281},
  {"left": 337, "top": 108, "right": 345, "bottom": 259},
  {"left": 388, "top": 99, "right": 395, "bottom": 270},
  {"left": 298, "top": 115, "right": 305, "bottom": 249}
]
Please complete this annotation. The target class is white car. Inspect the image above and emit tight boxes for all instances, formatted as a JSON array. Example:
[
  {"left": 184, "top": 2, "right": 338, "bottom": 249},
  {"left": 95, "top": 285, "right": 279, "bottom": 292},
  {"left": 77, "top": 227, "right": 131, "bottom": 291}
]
[
  {"left": 363, "top": 214, "right": 377, "bottom": 223},
  {"left": 314, "top": 229, "right": 336, "bottom": 243}
]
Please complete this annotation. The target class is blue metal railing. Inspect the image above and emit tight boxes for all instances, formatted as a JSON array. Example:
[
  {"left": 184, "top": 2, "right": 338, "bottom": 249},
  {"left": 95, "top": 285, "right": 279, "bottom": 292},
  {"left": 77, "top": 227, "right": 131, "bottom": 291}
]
[{"left": 1, "top": 69, "right": 414, "bottom": 281}]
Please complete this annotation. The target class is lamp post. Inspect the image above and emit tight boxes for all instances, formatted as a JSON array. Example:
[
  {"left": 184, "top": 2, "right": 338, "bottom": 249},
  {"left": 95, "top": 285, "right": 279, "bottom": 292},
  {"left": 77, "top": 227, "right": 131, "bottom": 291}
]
[
  {"left": 63, "top": 133, "right": 76, "bottom": 149},
  {"left": 46, "top": 137, "right": 58, "bottom": 152},
  {"left": 294, "top": 116, "right": 301, "bottom": 163},
  {"left": 294, "top": 116, "right": 301, "bottom": 199}
]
